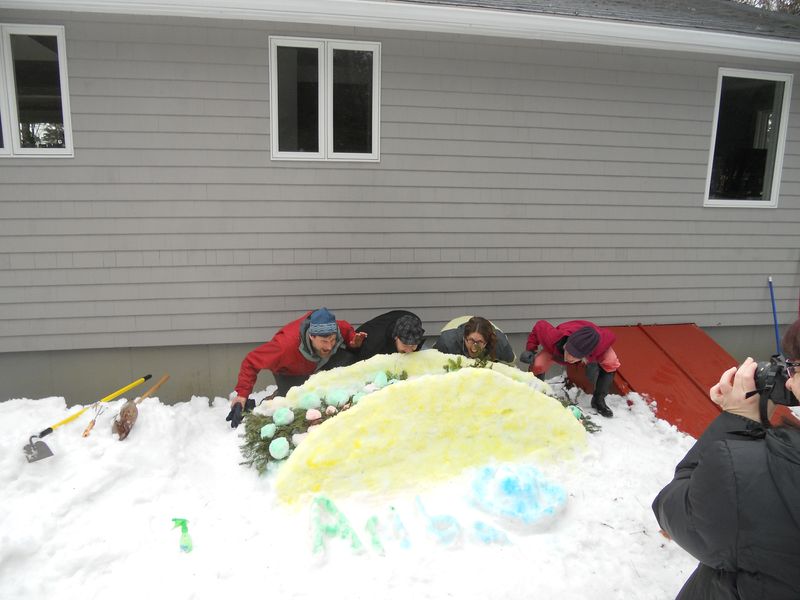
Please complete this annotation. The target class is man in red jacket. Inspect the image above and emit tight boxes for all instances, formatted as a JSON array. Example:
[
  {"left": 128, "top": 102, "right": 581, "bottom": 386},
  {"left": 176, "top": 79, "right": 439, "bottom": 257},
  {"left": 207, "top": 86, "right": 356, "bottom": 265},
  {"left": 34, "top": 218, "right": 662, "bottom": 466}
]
[
  {"left": 522, "top": 320, "right": 620, "bottom": 418},
  {"left": 226, "top": 307, "right": 366, "bottom": 426}
]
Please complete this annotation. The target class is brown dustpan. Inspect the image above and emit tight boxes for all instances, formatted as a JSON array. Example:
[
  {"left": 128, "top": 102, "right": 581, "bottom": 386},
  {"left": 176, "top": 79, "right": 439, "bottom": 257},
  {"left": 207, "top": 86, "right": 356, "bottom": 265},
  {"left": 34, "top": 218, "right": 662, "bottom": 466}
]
[
  {"left": 112, "top": 374, "right": 169, "bottom": 440},
  {"left": 24, "top": 374, "right": 151, "bottom": 463}
]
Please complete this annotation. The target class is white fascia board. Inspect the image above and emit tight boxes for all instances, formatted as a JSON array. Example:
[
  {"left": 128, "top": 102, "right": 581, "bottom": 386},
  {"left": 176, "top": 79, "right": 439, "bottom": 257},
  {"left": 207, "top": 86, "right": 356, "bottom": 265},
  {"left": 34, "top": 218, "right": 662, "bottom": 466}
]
[{"left": 5, "top": 0, "right": 800, "bottom": 62}]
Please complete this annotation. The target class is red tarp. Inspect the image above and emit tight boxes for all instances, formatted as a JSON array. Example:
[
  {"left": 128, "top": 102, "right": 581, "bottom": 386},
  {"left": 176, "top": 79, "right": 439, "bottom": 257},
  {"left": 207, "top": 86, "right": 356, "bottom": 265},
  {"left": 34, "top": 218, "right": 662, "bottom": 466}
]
[{"left": 567, "top": 323, "right": 797, "bottom": 439}]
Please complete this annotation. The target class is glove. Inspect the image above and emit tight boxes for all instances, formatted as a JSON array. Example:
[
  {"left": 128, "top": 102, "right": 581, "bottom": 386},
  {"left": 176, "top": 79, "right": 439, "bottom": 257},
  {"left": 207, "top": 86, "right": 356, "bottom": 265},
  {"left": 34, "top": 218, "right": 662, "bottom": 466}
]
[
  {"left": 519, "top": 350, "right": 535, "bottom": 364},
  {"left": 225, "top": 404, "right": 243, "bottom": 428},
  {"left": 226, "top": 397, "right": 256, "bottom": 428}
]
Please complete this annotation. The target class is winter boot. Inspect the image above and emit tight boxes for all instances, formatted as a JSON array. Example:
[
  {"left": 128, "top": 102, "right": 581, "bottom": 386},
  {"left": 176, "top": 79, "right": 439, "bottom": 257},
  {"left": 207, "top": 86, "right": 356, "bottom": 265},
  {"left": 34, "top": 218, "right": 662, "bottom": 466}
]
[
  {"left": 591, "top": 368, "right": 615, "bottom": 418},
  {"left": 591, "top": 394, "right": 614, "bottom": 418}
]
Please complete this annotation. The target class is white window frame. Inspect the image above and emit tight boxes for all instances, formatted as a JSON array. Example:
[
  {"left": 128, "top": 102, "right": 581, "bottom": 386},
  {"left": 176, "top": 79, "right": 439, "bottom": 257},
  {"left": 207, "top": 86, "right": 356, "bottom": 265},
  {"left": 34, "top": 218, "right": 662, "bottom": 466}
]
[
  {"left": 0, "top": 34, "right": 9, "bottom": 157},
  {"left": 704, "top": 68, "right": 792, "bottom": 208},
  {"left": 269, "top": 36, "right": 380, "bottom": 162},
  {"left": 0, "top": 24, "right": 74, "bottom": 158}
]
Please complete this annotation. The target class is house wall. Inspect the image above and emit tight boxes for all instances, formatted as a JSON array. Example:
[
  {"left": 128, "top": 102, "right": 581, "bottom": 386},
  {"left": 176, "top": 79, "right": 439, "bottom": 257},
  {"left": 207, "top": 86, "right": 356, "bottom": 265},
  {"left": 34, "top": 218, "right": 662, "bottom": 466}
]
[{"left": 1, "top": 9, "right": 799, "bottom": 402}]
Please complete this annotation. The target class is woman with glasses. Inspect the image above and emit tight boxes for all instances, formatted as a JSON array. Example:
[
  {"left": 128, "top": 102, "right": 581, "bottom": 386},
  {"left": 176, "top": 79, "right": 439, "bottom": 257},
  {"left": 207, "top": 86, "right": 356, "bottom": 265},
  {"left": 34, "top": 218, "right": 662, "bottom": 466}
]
[
  {"left": 433, "top": 316, "right": 515, "bottom": 363},
  {"left": 652, "top": 318, "right": 800, "bottom": 599}
]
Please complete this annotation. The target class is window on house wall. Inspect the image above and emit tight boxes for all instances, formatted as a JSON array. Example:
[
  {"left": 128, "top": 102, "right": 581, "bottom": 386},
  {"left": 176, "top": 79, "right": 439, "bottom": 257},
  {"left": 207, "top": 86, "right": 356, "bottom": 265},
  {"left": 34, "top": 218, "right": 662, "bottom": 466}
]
[
  {"left": 0, "top": 24, "right": 74, "bottom": 157},
  {"left": 269, "top": 36, "right": 380, "bottom": 161},
  {"left": 704, "top": 68, "right": 792, "bottom": 208}
]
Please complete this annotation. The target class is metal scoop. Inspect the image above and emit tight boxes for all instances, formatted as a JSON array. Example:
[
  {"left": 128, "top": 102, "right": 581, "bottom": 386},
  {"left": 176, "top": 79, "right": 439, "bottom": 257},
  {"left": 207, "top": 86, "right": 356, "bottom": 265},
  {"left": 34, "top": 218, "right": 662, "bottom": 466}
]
[{"left": 23, "top": 434, "right": 55, "bottom": 463}]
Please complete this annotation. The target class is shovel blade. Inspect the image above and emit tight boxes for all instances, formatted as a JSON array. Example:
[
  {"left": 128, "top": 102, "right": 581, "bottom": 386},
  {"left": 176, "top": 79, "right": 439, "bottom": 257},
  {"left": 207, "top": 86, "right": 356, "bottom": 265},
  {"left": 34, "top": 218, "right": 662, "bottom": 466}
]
[
  {"left": 24, "top": 438, "right": 54, "bottom": 463},
  {"left": 112, "top": 401, "right": 138, "bottom": 441}
]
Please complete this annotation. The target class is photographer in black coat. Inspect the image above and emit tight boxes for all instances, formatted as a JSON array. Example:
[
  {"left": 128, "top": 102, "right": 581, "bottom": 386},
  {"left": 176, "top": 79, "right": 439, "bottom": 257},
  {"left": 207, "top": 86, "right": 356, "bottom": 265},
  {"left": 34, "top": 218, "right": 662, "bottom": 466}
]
[{"left": 652, "top": 318, "right": 800, "bottom": 599}]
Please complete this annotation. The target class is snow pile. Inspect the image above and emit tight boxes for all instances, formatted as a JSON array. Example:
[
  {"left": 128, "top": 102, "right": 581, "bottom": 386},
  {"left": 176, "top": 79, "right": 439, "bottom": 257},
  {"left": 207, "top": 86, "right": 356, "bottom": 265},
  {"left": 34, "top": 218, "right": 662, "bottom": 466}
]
[{"left": 0, "top": 385, "right": 698, "bottom": 600}]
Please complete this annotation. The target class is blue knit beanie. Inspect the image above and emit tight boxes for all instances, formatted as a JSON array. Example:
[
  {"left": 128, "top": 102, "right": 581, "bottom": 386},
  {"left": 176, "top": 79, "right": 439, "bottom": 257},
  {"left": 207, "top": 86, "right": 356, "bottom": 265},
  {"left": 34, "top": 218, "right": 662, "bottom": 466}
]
[{"left": 308, "top": 308, "right": 338, "bottom": 336}]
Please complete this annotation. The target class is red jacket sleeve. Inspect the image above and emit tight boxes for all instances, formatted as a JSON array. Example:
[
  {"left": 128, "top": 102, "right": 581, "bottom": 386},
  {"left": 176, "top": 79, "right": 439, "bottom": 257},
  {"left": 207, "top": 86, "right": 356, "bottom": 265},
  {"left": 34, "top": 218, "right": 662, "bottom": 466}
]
[
  {"left": 235, "top": 340, "right": 285, "bottom": 398},
  {"left": 526, "top": 320, "right": 552, "bottom": 352},
  {"left": 338, "top": 320, "right": 356, "bottom": 347}
]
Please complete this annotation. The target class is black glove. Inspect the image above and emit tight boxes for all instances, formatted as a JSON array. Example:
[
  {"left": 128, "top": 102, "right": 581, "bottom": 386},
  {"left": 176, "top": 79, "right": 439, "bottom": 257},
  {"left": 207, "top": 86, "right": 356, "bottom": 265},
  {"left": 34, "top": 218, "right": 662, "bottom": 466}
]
[
  {"left": 226, "top": 397, "right": 256, "bottom": 428},
  {"left": 519, "top": 350, "right": 535, "bottom": 364}
]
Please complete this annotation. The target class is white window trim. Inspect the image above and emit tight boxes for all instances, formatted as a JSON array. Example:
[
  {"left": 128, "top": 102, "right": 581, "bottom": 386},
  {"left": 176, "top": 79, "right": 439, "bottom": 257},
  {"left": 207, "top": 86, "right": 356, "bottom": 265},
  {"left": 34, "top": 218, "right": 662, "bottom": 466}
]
[
  {"left": 703, "top": 68, "right": 792, "bottom": 208},
  {"left": 0, "top": 24, "right": 74, "bottom": 158},
  {"left": 0, "top": 34, "right": 9, "bottom": 157},
  {"left": 269, "top": 36, "right": 380, "bottom": 162},
  {"left": 269, "top": 37, "right": 324, "bottom": 161}
]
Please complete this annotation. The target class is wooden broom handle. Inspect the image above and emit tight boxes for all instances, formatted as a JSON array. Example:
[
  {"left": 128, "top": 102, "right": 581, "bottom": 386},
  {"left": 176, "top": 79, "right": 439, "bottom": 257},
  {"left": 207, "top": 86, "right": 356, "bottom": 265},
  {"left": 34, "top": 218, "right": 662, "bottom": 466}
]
[{"left": 135, "top": 374, "right": 170, "bottom": 405}]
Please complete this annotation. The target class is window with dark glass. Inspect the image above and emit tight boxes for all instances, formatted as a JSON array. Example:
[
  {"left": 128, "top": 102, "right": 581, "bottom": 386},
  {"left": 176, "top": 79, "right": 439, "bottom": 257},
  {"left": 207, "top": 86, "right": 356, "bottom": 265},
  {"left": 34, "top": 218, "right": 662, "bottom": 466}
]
[
  {"left": 0, "top": 25, "right": 73, "bottom": 157},
  {"left": 270, "top": 37, "right": 380, "bottom": 161},
  {"left": 332, "top": 49, "right": 373, "bottom": 154},
  {"left": 276, "top": 46, "right": 319, "bottom": 153},
  {"left": 706, "top": 70, "right": 792, "bottom": 207},
  {"left": 11, "top": 33, "right": 66, "bottom": 149}
]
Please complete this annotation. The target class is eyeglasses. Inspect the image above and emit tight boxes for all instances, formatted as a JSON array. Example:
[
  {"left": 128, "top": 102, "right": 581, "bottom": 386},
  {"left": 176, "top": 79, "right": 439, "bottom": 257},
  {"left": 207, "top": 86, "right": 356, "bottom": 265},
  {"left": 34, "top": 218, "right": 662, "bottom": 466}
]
[
  {"left": 788, "top": 361, "right": 800, "bottom": 377},
  {"left": 465, "top": 337, "right": 487, "bottom": 348}
]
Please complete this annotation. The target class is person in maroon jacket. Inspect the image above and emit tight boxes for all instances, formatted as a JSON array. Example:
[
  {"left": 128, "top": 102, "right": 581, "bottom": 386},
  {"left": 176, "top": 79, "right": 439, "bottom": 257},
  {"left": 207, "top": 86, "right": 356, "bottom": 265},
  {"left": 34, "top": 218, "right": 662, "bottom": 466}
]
[
  {"left": 521, "top": 320, "right": 620, "bottom": 418},
  {"left": 226, "top": 307, "right": 366, "bottom": 427}
]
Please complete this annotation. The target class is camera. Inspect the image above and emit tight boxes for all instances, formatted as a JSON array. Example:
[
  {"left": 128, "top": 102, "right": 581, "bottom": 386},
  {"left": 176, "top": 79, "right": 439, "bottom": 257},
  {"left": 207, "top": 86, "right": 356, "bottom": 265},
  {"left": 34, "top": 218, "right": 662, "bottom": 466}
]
[{"left": 754, "top": 355, "right": 799, "bottom": 406}]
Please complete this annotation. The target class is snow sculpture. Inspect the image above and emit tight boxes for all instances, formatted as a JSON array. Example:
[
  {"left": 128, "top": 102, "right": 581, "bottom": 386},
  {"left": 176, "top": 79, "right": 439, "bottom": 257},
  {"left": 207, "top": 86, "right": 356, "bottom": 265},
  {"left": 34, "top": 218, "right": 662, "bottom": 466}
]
[{"left": 275, "top": 366, "right": 586, "bottom": 502}]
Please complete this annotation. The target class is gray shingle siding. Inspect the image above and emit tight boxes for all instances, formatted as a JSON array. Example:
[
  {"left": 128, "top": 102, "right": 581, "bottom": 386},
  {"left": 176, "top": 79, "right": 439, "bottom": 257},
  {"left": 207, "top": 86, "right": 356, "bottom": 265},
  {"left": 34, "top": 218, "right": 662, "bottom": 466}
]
[{"left": 1, "top": 9, "right": 798, "bottom": 356}]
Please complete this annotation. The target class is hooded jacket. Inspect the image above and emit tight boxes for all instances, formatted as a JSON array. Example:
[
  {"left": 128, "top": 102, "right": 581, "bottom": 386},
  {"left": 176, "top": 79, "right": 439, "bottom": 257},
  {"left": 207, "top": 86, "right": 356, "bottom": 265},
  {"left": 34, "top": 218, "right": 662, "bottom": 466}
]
[
  {"left": 652, "top": 412, "right": 800, "bottom": 599},
  {"left": 235, "top": 311, "right": 356, "bottom": 399},
  {"left": 525, "top": 320, "right": 615, "bottom": 365}
]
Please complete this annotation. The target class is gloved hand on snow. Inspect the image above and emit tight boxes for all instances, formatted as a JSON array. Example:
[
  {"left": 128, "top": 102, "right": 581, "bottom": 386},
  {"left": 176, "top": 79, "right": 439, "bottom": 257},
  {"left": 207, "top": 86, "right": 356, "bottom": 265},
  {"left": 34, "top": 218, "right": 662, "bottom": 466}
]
[
  {"left": 226, "top": 397, "right": 256, "bottom": 428},
  {"left": 519, "top": 350, "right": 535, "bottom": 364}
]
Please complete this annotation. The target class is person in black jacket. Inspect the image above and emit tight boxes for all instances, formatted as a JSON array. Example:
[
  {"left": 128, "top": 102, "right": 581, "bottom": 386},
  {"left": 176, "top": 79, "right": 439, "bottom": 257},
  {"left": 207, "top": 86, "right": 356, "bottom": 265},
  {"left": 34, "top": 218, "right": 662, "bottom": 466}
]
[
  {"left": 350, "top": 310, "right": 425, "bottom": 361},
  {"left": 652, "top": 318, "right": 800, "bottom": 599}
]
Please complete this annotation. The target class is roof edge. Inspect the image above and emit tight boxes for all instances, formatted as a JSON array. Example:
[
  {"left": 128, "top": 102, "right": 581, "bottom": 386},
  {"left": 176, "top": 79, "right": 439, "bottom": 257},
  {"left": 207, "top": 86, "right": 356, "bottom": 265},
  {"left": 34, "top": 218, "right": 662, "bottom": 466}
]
[{"left": 4, "top": 0, "right": 800, "bottom": 62}]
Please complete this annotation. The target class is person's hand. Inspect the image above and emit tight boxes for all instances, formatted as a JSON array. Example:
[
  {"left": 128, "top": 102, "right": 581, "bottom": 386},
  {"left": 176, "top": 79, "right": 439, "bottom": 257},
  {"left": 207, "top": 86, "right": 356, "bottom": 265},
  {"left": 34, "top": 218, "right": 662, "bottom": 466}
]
[
  {"left": 519, "top": 350, "right": 535, "bottom": 364},
  {"left": 709, "top": 357, "right": 761, "bottom": 422},
  {"left": 226, "top": 396, "right": 255, "bottom": 428},
  {"left": 350, "top": 331, "right": 368, "bottom": 348},
  {"left": 226, "top": 403, "right": 243, "bottom": 428}
]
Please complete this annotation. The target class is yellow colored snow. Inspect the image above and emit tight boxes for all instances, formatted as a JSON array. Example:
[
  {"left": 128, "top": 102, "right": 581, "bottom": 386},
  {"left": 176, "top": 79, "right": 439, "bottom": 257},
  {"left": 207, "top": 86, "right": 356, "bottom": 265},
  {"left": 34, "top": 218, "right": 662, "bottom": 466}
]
[
  {"left": 275, "top": 366, "right": 586, "bottom": 503},
  {"left": 284, "top": 349, "right": 550, "bottom": 405}
]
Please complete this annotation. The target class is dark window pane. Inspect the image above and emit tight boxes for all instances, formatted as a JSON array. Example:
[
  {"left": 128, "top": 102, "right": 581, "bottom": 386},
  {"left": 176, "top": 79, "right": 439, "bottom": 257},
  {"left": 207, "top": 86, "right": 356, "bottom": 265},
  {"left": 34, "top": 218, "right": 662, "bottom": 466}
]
[
  {"left": 709, "top": 76, "right": 784, "bottom": 201},
  {"left": 332, "top": 49, "right": 372, "bottom": 154},
  {"left": 11, "top": 34, "right": 66, "bottom": 149},
  {"left": 276, "top": 46, "right": 319, "bottom": 153}
]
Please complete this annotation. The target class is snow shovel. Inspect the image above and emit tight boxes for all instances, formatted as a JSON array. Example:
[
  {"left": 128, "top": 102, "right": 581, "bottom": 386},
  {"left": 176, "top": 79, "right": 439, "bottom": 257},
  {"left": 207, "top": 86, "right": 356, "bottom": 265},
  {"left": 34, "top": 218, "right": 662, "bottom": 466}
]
[
  {"left": 23, "top": 374, "right": 151, "bottom": 463},
  {"left": 111, "top": 373, "right": 169, "bottom": 440}
]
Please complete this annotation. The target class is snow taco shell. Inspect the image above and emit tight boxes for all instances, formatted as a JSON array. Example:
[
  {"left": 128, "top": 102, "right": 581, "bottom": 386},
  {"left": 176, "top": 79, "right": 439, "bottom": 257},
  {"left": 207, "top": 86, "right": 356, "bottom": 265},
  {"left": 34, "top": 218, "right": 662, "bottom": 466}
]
[{"left": 275, "top": 367, "right": 586, "bottom": 502}]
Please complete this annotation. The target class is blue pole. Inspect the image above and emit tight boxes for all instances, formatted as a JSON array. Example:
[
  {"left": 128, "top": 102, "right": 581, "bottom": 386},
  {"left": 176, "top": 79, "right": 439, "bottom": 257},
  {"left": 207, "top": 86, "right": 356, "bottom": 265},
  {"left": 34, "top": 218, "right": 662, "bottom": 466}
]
[{"left": 768, "top": 276, "right": 781, "bottom": 355}]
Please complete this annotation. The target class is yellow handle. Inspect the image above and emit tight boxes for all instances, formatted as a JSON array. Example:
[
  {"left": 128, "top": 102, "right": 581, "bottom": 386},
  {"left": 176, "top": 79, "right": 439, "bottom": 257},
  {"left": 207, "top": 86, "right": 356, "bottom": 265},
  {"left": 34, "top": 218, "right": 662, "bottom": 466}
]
[{"left": 49, "top": 375, "right": 151, "bottom": 432}]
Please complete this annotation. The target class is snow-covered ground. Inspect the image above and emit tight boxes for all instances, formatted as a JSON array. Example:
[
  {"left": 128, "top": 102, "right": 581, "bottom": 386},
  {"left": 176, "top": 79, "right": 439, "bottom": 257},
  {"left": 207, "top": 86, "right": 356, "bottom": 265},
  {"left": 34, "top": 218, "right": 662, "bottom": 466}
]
[{"left": 1, "top": 382, "right": 698, "bottom": 600}]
